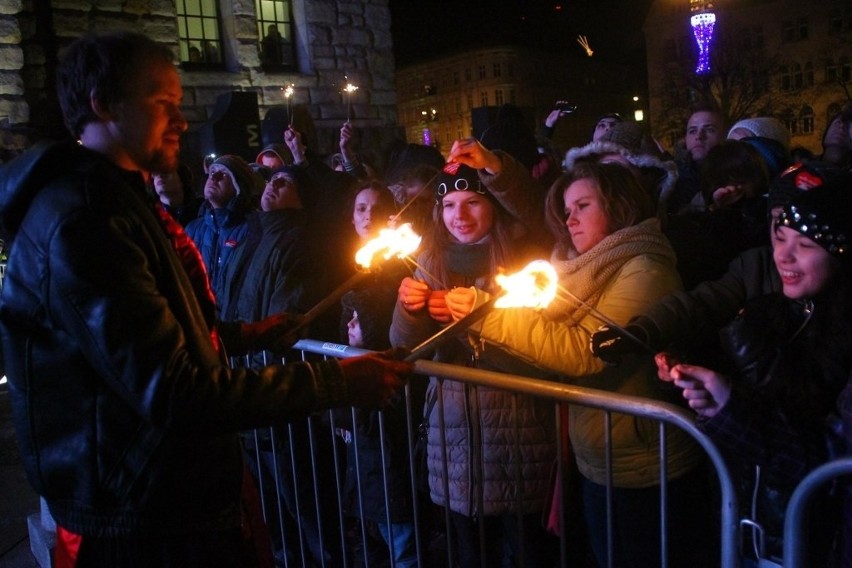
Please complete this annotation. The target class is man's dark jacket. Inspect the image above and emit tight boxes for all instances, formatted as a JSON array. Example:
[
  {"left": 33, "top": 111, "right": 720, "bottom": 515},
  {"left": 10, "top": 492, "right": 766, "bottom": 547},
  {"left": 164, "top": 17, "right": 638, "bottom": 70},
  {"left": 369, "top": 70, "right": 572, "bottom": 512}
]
[{"left": 0, "top": 141, "right": 349, "bottom": 538}]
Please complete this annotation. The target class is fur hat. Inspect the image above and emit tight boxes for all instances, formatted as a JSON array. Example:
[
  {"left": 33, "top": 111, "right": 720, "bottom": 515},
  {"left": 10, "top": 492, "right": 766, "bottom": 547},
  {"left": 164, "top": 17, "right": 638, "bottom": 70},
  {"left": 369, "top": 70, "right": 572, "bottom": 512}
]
[
  {"left": 767, "top": 161, "right": 852, "bottom": 210},
  {"left": 211, "top": 155, "right": 264, "bottom": 198},
  {"left": 728, "top": 117, "right": 791, "bottom": 150},
  {"left": 598, "top": 122, "right": 663, "bottom": 159},
  {"left": 777, "top": 180, "right": 851, "bottom": 260},
  {"left": 434, "top": 163, "right": 489, "bottom": 203},
  {"left": 340, "top": 286, "right": 396, "bottom": 350},
  {"left": 563, "top": 140, "right": 679, "bottom": 211}
]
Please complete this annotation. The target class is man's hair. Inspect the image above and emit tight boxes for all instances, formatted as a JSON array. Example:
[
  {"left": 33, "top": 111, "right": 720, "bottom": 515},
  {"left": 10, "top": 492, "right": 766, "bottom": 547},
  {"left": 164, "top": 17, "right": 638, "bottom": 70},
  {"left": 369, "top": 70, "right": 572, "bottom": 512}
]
[{"left": 57, "top": 32, "right": 175, "bottom": 138}]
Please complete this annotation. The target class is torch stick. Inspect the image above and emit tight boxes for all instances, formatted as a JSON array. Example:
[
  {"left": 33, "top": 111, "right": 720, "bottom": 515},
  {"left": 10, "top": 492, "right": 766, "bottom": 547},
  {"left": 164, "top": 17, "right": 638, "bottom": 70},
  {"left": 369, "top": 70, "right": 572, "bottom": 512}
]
[
  {"left": 404, "top": 296, "right": 500, "bottom": 363},
  {"left": 555, "top": 284, "right": 655, "bottom": 355},
  {"left": 291, "top": 270, "right": 372, "bottom": 334}
]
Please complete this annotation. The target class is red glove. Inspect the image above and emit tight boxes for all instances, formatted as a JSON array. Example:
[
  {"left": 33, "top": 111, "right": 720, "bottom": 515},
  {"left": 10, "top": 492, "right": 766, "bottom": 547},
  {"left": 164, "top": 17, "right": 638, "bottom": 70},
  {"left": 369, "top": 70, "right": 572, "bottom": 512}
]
[{"left": 241, "top": 313, "right": 303, "bottom": 354}]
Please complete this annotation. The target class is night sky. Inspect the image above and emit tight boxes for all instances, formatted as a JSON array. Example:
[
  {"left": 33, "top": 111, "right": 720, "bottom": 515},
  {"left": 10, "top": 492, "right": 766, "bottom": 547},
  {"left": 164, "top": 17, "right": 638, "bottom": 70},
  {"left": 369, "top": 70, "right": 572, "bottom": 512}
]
[{"left": 388, "top": 0, "right": 656, "bottom": 67}]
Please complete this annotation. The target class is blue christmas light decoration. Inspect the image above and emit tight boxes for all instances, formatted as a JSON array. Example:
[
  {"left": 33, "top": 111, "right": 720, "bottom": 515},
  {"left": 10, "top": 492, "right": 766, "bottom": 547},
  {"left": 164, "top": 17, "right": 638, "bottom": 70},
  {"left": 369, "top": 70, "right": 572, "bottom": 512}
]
[{"left": 691, "top": 11, "right": 716, "bottom": 74}]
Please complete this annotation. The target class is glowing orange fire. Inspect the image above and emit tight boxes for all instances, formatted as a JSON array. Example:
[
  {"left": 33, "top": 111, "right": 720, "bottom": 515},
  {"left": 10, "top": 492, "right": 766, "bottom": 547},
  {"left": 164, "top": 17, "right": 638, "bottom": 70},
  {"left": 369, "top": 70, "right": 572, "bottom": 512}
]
[
  {"left": 494, "top": 260, "right": 558, "bottom": 309},
  {"left": 354, "top": 223, "right": 422, "bottom": 270}
]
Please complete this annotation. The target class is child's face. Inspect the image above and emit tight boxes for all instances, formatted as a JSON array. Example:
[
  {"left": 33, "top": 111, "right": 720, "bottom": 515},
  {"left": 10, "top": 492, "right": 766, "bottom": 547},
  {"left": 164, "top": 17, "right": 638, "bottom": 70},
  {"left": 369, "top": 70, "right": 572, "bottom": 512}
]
[
  {"left": 347, "top": 310, "right": 364, "bottom": 348},
  {"left": 441, "top": 191, "right": 494, "bottom": 244}
]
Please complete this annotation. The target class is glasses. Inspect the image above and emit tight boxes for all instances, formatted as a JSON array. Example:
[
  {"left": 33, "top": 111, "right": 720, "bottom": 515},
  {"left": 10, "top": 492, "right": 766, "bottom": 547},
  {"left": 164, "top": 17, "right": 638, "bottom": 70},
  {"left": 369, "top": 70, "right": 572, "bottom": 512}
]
[
  {"left": 208, "top": 169, "right": 228, "bottom": 182},
  {"left": 268, "top": 176, "right": 295, "bottom": 189}
]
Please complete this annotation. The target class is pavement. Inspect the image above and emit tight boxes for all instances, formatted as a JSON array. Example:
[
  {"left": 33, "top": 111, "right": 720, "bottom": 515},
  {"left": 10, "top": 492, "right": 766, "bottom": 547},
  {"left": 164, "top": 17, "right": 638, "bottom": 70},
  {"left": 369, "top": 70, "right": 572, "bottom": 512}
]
[{"left": 0, "top": 385, "right": 41, "bottom": 567}]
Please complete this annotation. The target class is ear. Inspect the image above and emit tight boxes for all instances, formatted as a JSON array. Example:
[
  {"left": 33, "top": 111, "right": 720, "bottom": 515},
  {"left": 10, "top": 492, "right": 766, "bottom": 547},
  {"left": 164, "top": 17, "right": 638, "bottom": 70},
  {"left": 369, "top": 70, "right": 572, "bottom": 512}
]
[{"left": 89, "top": 90, "right": 113, "bottom": 121}]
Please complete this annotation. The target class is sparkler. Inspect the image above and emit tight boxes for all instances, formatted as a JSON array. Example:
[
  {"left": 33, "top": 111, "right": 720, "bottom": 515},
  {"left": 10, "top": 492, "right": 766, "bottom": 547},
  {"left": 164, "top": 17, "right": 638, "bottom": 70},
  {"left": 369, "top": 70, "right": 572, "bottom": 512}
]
[
  {"left": 292, "top": 224, "right": 421, "bottom": 334},
  {"left": 577, "top": 35, "right": 594, "bottom": 57},
  {"left": 282, "top": 84, "right": 295, "bottom": 126},
  {"left": 404, "top": 261, "right": 558, "bottom": 362},
  {"left": 343, "top": 78, "right": 359, "bottom": 123},
  {"left": 554, "top": 283, "right": 655, "bottom": 355}
]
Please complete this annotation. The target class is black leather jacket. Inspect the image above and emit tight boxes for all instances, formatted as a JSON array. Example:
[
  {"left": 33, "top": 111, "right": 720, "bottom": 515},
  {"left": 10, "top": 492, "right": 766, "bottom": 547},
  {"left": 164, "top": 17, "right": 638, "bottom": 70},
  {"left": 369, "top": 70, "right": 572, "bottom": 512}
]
[{"left": 0, "top": 142, "right": 349, "bottom": 537}]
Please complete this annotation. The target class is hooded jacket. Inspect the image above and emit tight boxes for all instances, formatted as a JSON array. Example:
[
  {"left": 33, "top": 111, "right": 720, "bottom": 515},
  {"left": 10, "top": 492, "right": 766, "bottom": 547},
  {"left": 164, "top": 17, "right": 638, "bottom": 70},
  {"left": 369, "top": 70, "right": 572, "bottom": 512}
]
[{"left": 0, "top": 141, "right": 350, "bottom": 537}]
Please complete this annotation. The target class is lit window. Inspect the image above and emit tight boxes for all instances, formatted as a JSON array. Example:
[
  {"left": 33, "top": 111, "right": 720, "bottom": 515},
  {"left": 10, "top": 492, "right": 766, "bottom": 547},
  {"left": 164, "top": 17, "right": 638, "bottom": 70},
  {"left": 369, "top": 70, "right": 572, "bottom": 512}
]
[
  {"left": 176, "top": 0, "right": 223, "bottom": 65},
  {"left": 256, "top": 0, "right": 296, "bottom": 68}
]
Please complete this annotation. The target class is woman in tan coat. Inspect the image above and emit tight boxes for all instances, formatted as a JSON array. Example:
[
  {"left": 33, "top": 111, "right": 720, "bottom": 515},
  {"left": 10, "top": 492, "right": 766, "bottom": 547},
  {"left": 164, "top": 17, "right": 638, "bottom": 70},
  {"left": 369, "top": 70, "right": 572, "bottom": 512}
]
[{"left": 447, "top": 162, "right": 711, "bottom": 568}]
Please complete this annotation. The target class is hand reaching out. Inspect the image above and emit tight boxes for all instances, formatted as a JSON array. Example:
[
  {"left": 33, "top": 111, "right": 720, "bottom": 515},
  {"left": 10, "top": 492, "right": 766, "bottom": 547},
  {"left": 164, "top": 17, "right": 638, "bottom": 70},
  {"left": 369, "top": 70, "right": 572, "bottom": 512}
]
[
  {"left": 242, "top": 313, "right": 304, "bottom": 355},
  {"left": 655, "top": 353, "right": 732, "bottom": 418},
  {"left": 339, "top": 352, "right": 412, "bottom": 409},
  {"left": 447, "top": 138, "right": 501, "bottom": 174}
]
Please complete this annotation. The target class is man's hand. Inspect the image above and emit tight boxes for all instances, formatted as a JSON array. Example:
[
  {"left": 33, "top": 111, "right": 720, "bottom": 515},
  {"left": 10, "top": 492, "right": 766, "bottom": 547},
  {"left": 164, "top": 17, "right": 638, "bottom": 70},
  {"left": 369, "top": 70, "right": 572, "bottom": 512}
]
[
  {"left": 398, "top": 277, "right": 431, "bottom": 312},
  {"left": 339, "top": 352, "right": 413, "bottom": 409},
  {"left": 242, "top": 313, "right": 303, "bottom": 354},
  {"left": 589, "top": 324, "right": 646, "bottom": 365}
]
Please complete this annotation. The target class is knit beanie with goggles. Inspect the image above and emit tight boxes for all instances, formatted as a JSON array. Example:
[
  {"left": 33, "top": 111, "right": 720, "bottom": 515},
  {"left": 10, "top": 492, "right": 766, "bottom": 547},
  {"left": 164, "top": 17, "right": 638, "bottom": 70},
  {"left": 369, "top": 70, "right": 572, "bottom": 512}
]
[{"left": 776, "top": 180, "right": 850, "bottom": 261}]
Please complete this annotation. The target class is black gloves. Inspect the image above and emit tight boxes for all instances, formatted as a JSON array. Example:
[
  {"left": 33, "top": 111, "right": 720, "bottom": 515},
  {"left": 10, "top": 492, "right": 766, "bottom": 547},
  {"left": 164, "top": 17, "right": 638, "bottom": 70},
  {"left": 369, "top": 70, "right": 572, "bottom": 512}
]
[{"left": 589, "top": 324, "right": 649, "bottom": 365}]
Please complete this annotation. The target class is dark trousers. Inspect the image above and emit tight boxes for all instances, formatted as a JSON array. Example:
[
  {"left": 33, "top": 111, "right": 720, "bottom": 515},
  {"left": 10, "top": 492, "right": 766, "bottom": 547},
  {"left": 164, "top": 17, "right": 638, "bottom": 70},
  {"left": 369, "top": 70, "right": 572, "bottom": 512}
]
[
  {"left": 74, "top": 528, "right": 251, "bottom": 567},
  {"left": 449, "top": 510, "right": 557, "bottom": 568},
  {"left": 582, "top": 466, "right": 717, "bottom": 568}
]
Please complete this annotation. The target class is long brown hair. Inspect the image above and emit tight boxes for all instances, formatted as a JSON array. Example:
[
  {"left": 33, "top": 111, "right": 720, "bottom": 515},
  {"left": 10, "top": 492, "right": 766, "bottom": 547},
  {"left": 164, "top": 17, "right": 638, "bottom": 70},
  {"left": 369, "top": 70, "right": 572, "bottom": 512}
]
[
  {"left": 418, "top": 192, "right": 519, "bottom": 289},
  {"left": 545, "top": 162, "right": 655, "bottom": 251}
]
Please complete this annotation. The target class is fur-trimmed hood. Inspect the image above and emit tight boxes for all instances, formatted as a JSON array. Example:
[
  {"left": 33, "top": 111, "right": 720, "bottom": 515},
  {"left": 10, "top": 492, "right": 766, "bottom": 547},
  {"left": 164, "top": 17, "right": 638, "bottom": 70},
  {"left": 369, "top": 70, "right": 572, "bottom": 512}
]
[{"left": 563, "top": 140, "right": 679, "bottom": 213}]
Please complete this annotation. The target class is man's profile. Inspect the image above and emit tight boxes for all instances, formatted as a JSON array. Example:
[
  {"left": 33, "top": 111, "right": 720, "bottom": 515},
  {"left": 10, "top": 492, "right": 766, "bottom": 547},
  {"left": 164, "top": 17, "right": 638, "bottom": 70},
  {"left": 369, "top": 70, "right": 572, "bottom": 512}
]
[{"left": 0, "top": 32, "right": 409, "bottom": 566}]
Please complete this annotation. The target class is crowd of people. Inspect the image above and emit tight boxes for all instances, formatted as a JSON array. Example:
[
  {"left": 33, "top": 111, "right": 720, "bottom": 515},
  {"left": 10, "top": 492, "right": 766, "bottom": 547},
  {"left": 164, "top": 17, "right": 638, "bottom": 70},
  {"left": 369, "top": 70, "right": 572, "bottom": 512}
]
[{"left": 2, "top": 31, "right": 852, "bottom": 568}]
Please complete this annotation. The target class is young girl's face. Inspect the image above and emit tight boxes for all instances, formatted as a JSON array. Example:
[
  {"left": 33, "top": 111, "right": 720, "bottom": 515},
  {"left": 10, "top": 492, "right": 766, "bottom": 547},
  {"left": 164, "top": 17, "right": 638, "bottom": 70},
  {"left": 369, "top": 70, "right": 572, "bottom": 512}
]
[
  {"left": 562, "top": 178, "right": 610, "bottom": 254},
  {"left": 773, "top": 225, "right": 835, "bottom": 300},
  {"left": 352, "top": 188, "right": 388, "bottom": 241},
  {"left": 441, "top": 191, "right": 494, "bottom": 244},
  {"left": 347, "top": 310, "right": 363, "bottom": 348}
]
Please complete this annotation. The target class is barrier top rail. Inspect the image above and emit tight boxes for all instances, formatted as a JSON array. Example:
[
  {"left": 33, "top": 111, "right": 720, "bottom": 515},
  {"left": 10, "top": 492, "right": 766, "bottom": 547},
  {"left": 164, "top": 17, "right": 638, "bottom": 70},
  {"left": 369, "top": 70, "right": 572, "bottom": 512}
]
[{"left": 295, "top": 337, "right": 741, "bottom": 568}]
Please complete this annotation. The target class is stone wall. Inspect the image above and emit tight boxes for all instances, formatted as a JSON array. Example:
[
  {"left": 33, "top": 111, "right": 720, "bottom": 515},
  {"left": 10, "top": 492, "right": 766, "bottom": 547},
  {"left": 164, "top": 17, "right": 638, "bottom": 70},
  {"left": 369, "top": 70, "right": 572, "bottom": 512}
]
[{"left": 0, "top": 0, "right": 401, "bottom": 163}]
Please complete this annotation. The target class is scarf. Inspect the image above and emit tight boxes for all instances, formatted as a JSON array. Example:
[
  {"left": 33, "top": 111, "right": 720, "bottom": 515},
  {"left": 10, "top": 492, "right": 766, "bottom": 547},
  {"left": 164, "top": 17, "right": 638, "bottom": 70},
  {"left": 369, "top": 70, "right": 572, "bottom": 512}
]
[
  {"left": 546, "top": 218, "right": 675, "bottom": 325},
  {"left": 153, "top": 201, "right": 220, "bottom": 350}
]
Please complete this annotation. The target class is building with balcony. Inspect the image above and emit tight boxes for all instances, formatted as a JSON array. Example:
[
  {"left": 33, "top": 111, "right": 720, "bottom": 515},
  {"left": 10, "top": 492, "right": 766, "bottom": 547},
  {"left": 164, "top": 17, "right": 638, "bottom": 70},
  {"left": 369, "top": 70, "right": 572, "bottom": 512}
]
[{"left": 645, "top": 0, "right": 852, "bottom": 154}]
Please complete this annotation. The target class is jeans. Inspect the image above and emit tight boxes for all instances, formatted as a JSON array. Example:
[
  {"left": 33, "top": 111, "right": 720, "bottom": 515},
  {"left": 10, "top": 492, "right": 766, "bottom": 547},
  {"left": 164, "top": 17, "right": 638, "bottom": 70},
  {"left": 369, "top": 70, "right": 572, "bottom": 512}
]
[{"left": 376, "top": 521, "right": 419, "bottom": 568}]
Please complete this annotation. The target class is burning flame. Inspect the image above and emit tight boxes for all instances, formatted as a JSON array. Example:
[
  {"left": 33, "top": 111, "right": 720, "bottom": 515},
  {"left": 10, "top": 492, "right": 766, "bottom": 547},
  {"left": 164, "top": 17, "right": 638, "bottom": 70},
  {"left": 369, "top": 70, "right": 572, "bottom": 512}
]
[
  {"left": 354, "top": 223, "right": 421, "bottom": 270},
  {"left": 344, "top": 83, "right": 359, "bottom": 94},
  {"left": 283, "top": 84, "right": 294, "bottom": 98},
  {"left": 494, "top": 260, "right": 558, "bottom": 309}
]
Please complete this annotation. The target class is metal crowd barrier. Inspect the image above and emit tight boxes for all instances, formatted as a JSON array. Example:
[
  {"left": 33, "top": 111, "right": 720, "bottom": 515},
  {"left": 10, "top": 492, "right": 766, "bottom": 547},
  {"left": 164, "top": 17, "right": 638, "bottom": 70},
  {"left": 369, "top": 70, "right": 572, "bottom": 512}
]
[
  {"left": 783, "top": 457, "right": 852, "bottom": 568},
  {"left": 236, "top": 339, "right": 741, "bottom": 568}
]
